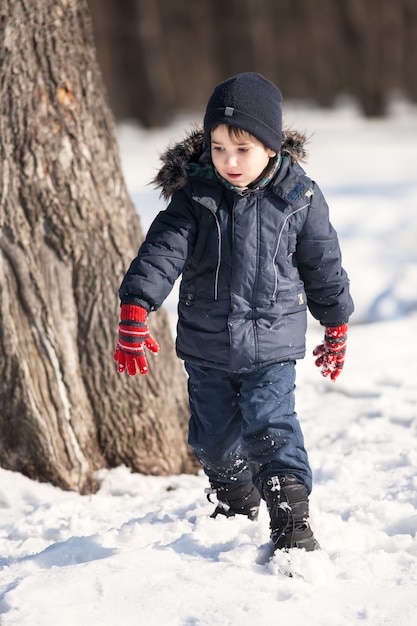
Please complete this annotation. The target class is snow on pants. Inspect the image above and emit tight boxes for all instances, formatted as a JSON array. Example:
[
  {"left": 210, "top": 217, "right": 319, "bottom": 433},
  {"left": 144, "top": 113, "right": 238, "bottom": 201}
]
[{"left": 185, "top": 361, "right": 313, "bottom": 494}]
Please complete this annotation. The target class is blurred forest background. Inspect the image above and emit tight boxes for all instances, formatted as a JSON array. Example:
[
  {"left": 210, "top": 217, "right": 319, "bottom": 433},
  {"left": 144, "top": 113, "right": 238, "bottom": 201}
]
[{"left": 86, "top": 0, "right": 417, "bottom": 127}]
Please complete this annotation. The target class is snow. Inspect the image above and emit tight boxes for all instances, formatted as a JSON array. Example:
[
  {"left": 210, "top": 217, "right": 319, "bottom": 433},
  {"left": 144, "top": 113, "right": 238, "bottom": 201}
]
[{"left": 1, "top": 99, "right": 417, "bottom": 625}]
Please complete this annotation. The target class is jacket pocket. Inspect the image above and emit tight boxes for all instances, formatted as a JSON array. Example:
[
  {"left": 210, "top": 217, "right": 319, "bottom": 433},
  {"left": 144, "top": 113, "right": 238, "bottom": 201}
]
[
  {"left": 278, "top": 288, "right": 307, "bottom": 315},
  {"left": 178, "top": 293, "right": 230, "bottom": 333}
]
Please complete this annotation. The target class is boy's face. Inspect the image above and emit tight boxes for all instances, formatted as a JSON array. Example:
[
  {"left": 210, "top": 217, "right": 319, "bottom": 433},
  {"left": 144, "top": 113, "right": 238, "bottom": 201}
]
[{"left": 210, "top": 125, "right": 276, "bottom": 188}]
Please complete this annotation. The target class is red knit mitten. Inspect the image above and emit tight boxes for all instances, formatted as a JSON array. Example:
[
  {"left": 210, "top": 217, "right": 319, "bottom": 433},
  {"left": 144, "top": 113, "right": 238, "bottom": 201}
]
[
  {"left": 313, "top": 324, "right": 348, "bottom": 381},
  {"left": 114, "top": 304, "right": 159, "bottom": 376}
]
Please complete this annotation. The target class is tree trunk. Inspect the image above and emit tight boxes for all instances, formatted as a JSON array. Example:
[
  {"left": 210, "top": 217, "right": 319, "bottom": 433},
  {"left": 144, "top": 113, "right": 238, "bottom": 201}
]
[{"left": 0, "top": 0, "right": 196, "bottom": 494}]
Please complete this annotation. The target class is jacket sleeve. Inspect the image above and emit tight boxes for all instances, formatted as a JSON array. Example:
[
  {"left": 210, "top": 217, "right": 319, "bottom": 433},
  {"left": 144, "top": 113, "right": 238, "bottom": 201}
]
[
  {"left": 296, "top": 182, "right": 354, "bottom": 326},
  {"left": 119, "top": 187, "right": 197, "bottom": 311}
]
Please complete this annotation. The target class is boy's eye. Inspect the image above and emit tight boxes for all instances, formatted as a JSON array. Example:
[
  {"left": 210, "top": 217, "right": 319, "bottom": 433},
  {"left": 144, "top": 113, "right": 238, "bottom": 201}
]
[
  {"left": 238, "top": 147, "right": 249, "bottom": 153},
  {"left": 212, "top": 146, "right": 224, "bottom": 152}
]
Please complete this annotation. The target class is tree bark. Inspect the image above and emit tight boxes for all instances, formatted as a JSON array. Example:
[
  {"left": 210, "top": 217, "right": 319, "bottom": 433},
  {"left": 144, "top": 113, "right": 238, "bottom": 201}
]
[{"left": 0, "top": 0, "right": 196, "bottom": 494}]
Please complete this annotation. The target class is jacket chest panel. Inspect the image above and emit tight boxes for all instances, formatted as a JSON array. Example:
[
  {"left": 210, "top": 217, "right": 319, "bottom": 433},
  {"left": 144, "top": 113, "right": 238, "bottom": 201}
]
[{"left": 228, "top": 194, "right": 290, "bottom": 262}]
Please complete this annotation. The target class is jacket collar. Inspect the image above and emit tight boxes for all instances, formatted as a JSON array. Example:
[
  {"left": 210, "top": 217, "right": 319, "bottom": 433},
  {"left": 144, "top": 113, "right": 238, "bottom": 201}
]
[{"left": 152, "top": 127, "right": 309, "bottom": 201}]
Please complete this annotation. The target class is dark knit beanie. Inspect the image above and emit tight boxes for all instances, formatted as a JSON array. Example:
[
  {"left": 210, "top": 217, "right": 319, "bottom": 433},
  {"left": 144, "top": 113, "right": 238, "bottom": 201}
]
[{"left": 203, "top": 72, "right": 283, "bottom": 153}]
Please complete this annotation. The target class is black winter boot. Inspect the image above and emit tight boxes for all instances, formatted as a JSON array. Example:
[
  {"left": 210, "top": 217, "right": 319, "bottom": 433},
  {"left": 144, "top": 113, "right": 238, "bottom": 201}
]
[
  {"left": 207, "top": 480, "right": 261, "bottom": 521},
  {"left": 263, "top": 475, "right": 319, "bottom": 551}
]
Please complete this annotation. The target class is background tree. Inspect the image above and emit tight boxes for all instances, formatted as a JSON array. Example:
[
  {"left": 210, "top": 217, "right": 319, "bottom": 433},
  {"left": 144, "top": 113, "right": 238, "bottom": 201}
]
[
  {"left": 0, "top": 0, "right": 195, "bottom": 493},
  {"left": 88, "top": 0, "right": 417, "bottom": 125}
]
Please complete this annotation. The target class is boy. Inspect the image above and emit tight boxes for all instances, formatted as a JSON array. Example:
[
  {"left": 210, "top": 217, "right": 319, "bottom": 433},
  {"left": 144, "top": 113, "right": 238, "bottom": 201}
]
[{"left": 114, "top": 73, "right": 354, "bottom": 552}]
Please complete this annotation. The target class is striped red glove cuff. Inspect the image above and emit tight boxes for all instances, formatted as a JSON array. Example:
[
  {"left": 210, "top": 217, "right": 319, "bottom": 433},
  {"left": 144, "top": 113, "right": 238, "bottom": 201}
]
[{"left": 117, "top": 304, "right": 150, "bottom": 355}]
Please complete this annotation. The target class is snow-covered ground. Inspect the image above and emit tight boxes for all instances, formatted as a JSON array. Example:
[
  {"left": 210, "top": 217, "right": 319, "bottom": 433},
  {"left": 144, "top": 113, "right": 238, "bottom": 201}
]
[{"left": 1, "top": 99, "right": 417, "bottom": 625}]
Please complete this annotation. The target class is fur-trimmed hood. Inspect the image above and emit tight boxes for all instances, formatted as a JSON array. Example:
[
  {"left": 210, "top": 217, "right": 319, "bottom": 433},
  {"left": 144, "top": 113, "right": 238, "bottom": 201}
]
[{"left": 152, "top": 127, "right": 308, "bottom": 200}]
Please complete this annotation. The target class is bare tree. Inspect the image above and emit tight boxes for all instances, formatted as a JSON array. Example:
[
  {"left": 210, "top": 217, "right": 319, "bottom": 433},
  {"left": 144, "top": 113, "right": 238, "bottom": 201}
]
[{"left": 0, "top": 0, "right": 195, "bottom": 494}]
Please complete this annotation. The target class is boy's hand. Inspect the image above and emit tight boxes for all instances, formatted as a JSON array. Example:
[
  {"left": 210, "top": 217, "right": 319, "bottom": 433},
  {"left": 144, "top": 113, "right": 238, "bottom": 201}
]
[
  {"left": 313, "top": 324, "right": 348, "bottom": 381},
  {"left": 114, "top": 304, "right": 159, "bottom": 375}
]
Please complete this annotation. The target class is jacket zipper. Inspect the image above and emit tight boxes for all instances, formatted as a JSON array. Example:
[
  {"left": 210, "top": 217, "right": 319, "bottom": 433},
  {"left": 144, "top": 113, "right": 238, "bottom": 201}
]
[
  {"left": 252, "top": 198, "right": 261, "bottom": 362},
  {"left": 213, "top": 212, "right": 221, "bottom": 301},
  {"left": 272, "top": 198, "right": 311, "bottom": 300}
]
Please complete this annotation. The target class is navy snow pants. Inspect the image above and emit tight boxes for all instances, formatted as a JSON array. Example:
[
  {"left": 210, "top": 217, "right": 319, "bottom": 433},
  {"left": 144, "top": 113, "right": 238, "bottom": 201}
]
[{"left": 185, "top": 361, "right": 313, "bottom": 494}]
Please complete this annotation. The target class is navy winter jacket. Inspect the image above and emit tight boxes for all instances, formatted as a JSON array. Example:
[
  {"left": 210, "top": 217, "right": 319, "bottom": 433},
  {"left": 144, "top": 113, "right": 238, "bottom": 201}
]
[{"left": 119, "top": 129, "right": 354, "bottom": 373}]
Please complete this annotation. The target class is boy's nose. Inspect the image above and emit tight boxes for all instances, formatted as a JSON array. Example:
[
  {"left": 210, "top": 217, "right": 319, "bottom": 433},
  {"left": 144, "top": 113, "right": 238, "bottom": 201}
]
[{"left": 226, "top": 155, "right": 238, "bottom": 167}]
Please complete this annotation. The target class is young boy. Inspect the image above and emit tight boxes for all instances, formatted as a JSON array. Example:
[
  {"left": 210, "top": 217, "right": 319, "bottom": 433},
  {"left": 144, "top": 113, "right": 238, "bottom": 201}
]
[{"left": 114, "top": 72, "right": 354, "bottom": 552}]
